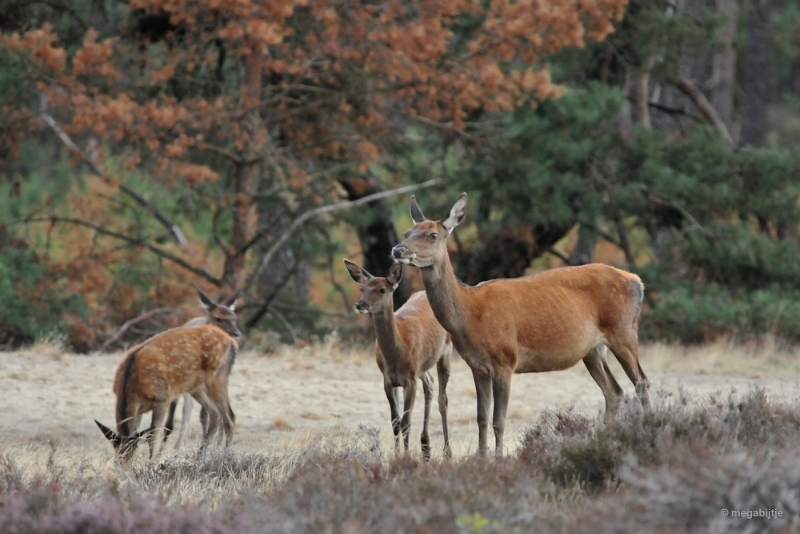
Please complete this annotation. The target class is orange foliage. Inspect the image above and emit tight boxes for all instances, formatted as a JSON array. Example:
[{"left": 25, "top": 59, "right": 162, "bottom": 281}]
[{"left": 2, "top": 0, "right": 628, "bottom": 347}]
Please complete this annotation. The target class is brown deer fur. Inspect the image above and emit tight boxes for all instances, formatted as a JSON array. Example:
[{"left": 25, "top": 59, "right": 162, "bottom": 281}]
[
  {"left": 95, "top": 324, "right": 237, "bottom": 462},
  {"left": 345, "top": 259, "right": 453, "bottom": 459},
  {"left": 391, "top": 193, "right": 650, "bottom": 456},
  {"left": 163, "top": 286, "right": 241, "bottom": 450}
]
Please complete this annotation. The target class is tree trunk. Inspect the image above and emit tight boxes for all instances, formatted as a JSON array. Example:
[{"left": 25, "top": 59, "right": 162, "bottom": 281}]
[
  {"left": 710, "top": 0, "right": 739, "bottom": 132},
  {"left": 740, "top": 0, "right": 770, "bottom": 148},
  {"left": 455, "top": 223, "right": 571, "bottom": 285},
  {"left": 339, "top": 177, "right": 412, "bottom": 310},
  {"left": 569, "top": 224, "right": 595, "bottom": 265},
  {"left": 222, "top": 52, "right": 265, "bottom": 290}
]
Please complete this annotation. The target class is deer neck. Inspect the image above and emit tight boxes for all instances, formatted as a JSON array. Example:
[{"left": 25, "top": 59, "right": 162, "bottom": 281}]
[
  {"left": 419, "top": 252, "right": 469, "bottom": 337},
  {"left": 372, "top": 306, "right": 405, "bottom": 362}
]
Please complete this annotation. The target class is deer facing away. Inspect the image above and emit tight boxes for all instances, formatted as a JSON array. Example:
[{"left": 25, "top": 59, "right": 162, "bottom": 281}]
[
  {"left": 162, "top": 286, "right": 241, "bottom": 450},
  {"left": 95, "top": 324, "right": 237, "bottom": 463},
  {"left": 391, "top": 193, "right": 650, "bottom": 457},
  {"left": 345, "top": 259, "right": 453, "bottom": 459}
]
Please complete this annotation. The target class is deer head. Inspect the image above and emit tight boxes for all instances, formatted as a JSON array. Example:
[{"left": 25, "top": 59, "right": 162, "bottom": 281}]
[
  {"left": 391, "top": 193, "right": 467, "bottom": 268},
  {"left": 194, "top": 284, "right": 242, "bottom": 340},
  {"left": 344, "top": 259, "right": 404, "bottom": 315},
  {"left": 94, "top": 419, "right": 149, "bottom": 463}
]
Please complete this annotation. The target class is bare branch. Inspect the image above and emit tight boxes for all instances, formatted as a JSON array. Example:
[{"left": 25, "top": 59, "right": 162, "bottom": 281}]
[
  {"left": 198, "top": 142, "right": 243, "bottom": 164},
  {"left": 39, "top": 95, "right": 190, "bottom": 245},
  {"left": 243, "top": 178, "right": 445, "bottom": 297},
  {"left": 244, "top": 238, "right": 305, "bottom": 329},
  {"left": 22, "top": 216, "right": 222, "bottom": 285},
  {"left": 547, "top": 248, "right": 572, "bottom": 265},
  {"left": 268, "top": 307, "right": 299, "bottom": 345},
  {"left": 676, "top": 77, "right": 735, "bottom": 148},
  {"left": 212, "top": 207, "right": 232, "bottom": 258},
  {"left": 99, "top": 307, "right": 178, "bottom": 353},
  {"left": 270, "top": 302, "right": 351, "bottom": 318}
]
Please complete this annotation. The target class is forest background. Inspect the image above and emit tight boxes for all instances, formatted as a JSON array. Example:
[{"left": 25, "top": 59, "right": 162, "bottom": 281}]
[{"left": 1, "top": 0, "right": 800, "bottom": 352}]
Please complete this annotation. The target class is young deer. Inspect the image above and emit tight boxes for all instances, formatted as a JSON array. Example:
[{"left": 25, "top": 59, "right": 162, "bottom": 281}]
[
  {"left": 392, "top": 193, "right": 650, "bottom": 457},
  {"left": 163, "top": 286, "right": 241, "bottom": 449},
  {"left": 344, "top": 259, "right": 453, "bottom": 459},
  {"left": 95, "top": 324, "right": 237, "bottom": 463}
]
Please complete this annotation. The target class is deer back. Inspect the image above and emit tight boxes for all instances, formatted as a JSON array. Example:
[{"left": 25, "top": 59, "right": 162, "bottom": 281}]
[{"left": 113, "top": 325, "right": 237, "bottom": 418}]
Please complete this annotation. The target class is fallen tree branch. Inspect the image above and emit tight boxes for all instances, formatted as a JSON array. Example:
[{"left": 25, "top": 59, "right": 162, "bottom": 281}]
[
  {"left": 21, "top": 216, "right": 222, "bottom": 285},
  {"left": 99, "top": 307, "right": 178, "bottom": 353},
  {"left": 676, "top": 77, "right": 735, "bottom": 148},
  {"left": 242, "top": 178, "right": 445, "bottom": 296},
  {"left": 39, "top": 95, "right": 189, "bottom": 245}
]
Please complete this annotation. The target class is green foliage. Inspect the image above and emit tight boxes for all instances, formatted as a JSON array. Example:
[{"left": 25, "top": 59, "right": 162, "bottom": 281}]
[{"left": 0, "top": 244, "right": 84, "bottom": 345}]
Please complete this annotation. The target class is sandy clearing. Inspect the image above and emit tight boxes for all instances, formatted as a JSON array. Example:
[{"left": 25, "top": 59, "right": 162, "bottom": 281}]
[{"left": 1, "top": 345, "right": 799, "bottom": 459}]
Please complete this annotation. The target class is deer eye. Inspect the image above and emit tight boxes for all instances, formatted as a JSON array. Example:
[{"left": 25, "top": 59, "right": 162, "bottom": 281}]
[
  {"left": 379, "top": 288, "right": 386, "bottom": 294},
  {"left": 429, "top": 233, "right": 438, "bottom": 240}
]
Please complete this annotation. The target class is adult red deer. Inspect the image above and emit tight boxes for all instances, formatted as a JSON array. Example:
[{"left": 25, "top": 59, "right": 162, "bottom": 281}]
[
  {"left": 164, "top": 286, "right": 241, "bottom": 449},
  {"left": 391, "top": 193, "right": 649, "bottom": 456},
  {"left": 95, "top": 324, "right": 237, "bottom": 463},
  {"left": 344, "top": 259, "right": 452, "bottom": 459}
]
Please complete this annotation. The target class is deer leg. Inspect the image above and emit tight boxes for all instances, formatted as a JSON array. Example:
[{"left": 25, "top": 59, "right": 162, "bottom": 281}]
[
  {"left": 401, "top": 379, "right": 417, "bottom": 454},
  {"left": 420, "top": 372, "right": 434, "bottom": 461},
  {"left": 205, "top": 379, "right": 234, "bottom": 447},
  {"left": 175, "top": 394, "right": 193, "bottom": 450},
  {"left": 164, "top": 399, "right": 178, "bottom": 443},
  {"left": 149, "top": 404, "right": 170, "bottom": 461},
  {"left": 491, "top": 371, "right": 512, "bottom": 458},
  {"left": 583, "top": 344, "right": 624, "bottom": 424},
  {"left": 384, "top": 380, "right": 402, "bottom": 451},
  {"left": 471, "top": 368, "right": 493, "bottom": 456},
  {"left": 191, "top": 388, "right": 220, "bottom": 451},
  {"left": 607, "top": 340, "right": 650, "bottom": 409},
  {"left": 436, "top": 350, "right": 452, "bottom": 459}
]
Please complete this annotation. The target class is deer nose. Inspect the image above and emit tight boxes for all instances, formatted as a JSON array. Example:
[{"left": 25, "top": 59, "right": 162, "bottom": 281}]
[
  {"left": 391, "top": 245, "right": 407, "bottom": 259},
  {"left": 355, "top": 300, "right": 366, "bottom": 311}
]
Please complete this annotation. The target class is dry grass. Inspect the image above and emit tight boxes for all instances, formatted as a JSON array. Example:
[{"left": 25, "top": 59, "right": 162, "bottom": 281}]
[
  {"left": 641, "top": 336, "right": 800, "bottom": 379},
  {"left": 17, "top": 332, "right": 70, "bottom": 361}
]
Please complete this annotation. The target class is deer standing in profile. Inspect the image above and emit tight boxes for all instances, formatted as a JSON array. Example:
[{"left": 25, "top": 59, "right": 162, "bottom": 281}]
[
  {"left": 391, "top": 193, "right": 650, "bottom": 457},
  {"left": 345, "top": 259, "right": 453, "bottom": 459},
  {"left": 95, "top": 324, "right": 237, "bottom": 463},
  {"left": 162, "top": 286, "right": 241, "bottom": 449}
]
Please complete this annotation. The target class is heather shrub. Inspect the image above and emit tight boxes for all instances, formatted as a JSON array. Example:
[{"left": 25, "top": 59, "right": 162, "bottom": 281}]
[
  {"left": 520, "top": 388, "right": 800, "bottom": 492},
  {"left": 0, "top": 494, "right": 249, "bottom": 534},
  {"left": 3, "top": 389, "right": 800, "bottom": 533}
]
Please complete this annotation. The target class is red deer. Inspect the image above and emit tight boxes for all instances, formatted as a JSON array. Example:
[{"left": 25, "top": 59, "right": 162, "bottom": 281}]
[
  {"left": 345, "top": 259, "right": 453, "bottom": 459},
  {"left": 95, "top": 324, "right": 237, "bottom": 463},
  {"left": 391, "top": 193, "right": 649, "bottom": 456},
  {"left": 163, "top": 286, "right": 241, "bottom": 449}
]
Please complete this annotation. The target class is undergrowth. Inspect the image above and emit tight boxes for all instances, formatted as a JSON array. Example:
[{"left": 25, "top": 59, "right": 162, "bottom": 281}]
[{"left": 2, "top": 388, "right": 800, "bottom": 533}]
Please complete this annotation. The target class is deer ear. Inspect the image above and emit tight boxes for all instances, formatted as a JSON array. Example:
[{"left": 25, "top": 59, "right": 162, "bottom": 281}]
[
  {"left": 224, "top": 290, "right": 240, "bottom": 311},
  {"left": 441, "top": 193, "right": 467, "bottom": 232},
  {"left": 95, "top": 419, "right": 120, "bottom": 448},
  {"left": 410, "top": 196, "right": 427, "bottom": 224},
  {"left": 343, "top": 259, "right": 373, "bottom": 284},
  {"left": 193, "top": 283, "right": 216, "bottom": 310},
  {"left": 387, "top": 262, "right": 404, "bottom": 287}
]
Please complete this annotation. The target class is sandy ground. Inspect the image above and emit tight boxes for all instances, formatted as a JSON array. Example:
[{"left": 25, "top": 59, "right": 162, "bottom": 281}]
[{"left": 2, "top": 342, "right": 800, "bottom": 459}]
